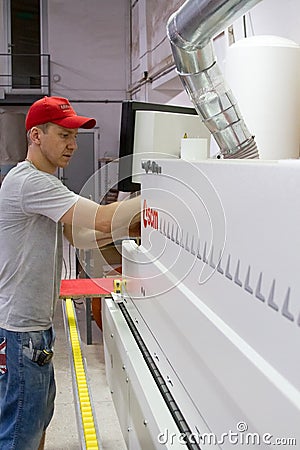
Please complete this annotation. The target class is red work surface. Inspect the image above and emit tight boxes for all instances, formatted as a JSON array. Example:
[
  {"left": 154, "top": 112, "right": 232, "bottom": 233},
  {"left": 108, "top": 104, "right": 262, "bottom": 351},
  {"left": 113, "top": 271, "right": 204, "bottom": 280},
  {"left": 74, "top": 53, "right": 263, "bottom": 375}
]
[{"left": 59, "top": 278, "right": 116, "bottom": 299}]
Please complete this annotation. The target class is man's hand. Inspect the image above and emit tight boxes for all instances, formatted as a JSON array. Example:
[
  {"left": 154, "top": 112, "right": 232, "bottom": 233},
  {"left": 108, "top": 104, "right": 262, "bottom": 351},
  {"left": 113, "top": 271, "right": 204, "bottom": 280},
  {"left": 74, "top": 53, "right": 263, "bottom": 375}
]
[{"left": 129, "top": 211, "right": 141, "bottom": 237}]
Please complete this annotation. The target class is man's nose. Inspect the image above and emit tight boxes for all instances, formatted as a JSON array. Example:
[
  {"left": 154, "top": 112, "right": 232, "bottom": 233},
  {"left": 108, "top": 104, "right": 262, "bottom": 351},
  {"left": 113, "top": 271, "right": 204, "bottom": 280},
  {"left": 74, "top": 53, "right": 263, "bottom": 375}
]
[{"left": 68, "top": 137, "right": 78, "bottom": 150}]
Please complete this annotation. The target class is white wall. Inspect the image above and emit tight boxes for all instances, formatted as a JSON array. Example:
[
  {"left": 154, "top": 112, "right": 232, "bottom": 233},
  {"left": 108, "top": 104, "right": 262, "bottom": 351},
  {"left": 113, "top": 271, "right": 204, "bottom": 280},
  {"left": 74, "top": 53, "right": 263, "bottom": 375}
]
[{"left": 236, "top": 0, "right": 300, "bottom": 43}]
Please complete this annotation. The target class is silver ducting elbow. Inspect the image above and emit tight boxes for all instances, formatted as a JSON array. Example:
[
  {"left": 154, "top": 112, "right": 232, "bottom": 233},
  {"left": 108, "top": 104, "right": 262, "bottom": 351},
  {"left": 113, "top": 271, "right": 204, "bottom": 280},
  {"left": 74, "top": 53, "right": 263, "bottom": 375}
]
[{"left": 167, "top": 0, "right": 262, "bottom": 159}]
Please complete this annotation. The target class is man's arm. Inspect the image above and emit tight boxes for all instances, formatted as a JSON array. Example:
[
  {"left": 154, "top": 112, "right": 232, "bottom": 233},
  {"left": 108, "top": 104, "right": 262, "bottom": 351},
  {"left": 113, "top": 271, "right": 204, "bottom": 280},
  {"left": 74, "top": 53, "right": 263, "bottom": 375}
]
[
  {"left": 63, "top": 224, "right": 114, "bottom": 249},
  {"left": 61, "top": 195, "right": 141, "bottom": 249}
]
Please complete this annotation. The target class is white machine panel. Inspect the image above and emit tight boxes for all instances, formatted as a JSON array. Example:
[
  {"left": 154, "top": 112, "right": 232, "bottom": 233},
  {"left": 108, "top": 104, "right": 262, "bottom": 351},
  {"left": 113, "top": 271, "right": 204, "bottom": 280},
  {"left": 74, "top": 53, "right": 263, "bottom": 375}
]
[
  {"left": 119, "top": 159, "right": 300, "bottom": 449},
  {"left": 103, "top": 297, "right": 193, "bottom": 450}
]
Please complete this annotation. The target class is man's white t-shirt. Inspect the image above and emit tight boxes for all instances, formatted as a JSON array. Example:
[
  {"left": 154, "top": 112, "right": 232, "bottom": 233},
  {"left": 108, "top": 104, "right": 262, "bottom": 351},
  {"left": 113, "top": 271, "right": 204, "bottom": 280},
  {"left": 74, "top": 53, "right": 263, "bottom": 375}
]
[{"left": 0, "top": 160, "right": 78, "bottom": 331}]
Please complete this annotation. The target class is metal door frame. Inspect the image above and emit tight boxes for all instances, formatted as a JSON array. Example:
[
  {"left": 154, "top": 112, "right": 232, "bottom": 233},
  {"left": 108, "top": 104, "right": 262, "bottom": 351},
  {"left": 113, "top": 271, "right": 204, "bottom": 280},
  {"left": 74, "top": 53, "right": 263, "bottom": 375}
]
[{"left": 60, "top": 127, "right": 100, "bottom": 202}]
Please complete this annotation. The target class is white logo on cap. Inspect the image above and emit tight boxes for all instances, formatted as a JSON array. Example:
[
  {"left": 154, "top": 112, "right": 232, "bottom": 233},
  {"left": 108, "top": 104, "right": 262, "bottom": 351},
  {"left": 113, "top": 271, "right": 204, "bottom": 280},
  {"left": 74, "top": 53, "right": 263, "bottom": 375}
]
[{"left": 60, "top": 104, "right": 70, "bottom": 110}]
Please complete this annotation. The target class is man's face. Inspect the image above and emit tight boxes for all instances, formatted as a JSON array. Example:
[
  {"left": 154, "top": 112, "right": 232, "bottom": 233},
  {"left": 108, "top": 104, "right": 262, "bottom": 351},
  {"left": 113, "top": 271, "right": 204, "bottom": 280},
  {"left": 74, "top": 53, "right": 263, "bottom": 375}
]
[{"left": 37, "top": 123, "right": 78, "bottom": 170}]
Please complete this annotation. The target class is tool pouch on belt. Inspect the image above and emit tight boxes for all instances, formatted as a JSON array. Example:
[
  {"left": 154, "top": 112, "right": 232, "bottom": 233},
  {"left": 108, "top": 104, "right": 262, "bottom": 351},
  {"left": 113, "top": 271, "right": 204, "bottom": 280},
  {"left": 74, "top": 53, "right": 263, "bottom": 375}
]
[{"left": 22, "top": 329, "right": 54, "bottom": 366}]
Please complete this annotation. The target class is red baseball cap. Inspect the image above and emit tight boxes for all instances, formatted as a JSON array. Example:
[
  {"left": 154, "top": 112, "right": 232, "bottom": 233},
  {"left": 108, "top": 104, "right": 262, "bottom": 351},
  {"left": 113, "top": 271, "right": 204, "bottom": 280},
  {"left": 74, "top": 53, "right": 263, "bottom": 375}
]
[{"left": 25, "top": 96, "right": 96, "bottom": 131}]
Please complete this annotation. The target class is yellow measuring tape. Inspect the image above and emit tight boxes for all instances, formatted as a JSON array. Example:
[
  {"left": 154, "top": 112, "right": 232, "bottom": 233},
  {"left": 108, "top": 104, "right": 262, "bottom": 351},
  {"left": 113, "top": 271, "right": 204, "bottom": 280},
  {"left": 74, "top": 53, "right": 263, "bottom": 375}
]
[{"left": 65, "top": 298, "right": 99, "bottom": 449}]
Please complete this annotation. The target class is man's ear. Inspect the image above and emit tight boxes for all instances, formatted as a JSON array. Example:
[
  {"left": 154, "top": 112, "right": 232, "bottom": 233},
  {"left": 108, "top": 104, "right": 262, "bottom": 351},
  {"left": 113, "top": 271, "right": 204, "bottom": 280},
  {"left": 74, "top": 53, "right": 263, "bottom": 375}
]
[{"left": 29, "top": 127, "right": 41, "bottom": 144}]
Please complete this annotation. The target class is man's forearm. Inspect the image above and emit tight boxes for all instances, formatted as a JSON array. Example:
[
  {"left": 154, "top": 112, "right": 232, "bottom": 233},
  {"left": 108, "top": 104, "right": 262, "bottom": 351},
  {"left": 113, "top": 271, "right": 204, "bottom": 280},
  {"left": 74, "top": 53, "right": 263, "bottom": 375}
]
[
  {"left": 95, "top": 196, "right": 141, "bottom": 234},
  {"left": 61, "top": 196, "right": 141, "bottom": 233},
  {"left": 64, "top": 224, "right": 113, "bottom": 249}
]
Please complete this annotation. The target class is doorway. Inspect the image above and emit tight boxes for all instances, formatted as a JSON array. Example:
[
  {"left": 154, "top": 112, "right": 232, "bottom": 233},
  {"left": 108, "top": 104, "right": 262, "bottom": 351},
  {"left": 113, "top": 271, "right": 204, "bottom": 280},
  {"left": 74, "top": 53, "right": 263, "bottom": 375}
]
[
  {"left": 5, "top": 0, "right": 48, "bottom": 93},
  {"left": 10, "top": 0, "right": 41, "bottom": 88}
]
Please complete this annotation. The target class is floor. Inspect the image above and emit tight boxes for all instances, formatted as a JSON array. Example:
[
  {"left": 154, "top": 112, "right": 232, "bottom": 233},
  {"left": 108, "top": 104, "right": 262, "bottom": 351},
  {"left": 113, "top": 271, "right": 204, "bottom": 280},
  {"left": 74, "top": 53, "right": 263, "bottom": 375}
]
[{"left": 44, "top": 297, "right": 127, "bottom": 450}]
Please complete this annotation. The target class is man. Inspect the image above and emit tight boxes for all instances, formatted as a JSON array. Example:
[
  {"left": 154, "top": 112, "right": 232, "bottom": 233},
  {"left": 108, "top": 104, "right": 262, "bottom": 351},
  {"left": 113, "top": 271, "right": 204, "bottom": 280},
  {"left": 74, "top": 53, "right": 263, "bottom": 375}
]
[{"left": 0, "top": 96, "right": 140, "bottom": 449}]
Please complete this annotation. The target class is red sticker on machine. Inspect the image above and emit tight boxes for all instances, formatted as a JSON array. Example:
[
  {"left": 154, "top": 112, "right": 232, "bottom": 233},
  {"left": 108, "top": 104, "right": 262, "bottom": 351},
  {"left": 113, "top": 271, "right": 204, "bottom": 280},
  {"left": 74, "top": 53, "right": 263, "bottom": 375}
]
[{"left": 0, "top": 338, "right": 7, "bottom": 374}]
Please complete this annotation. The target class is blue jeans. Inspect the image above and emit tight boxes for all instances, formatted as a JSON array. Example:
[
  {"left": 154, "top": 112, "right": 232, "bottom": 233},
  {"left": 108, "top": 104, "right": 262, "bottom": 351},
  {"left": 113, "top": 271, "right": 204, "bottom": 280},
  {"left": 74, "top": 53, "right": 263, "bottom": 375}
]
[{"left": 0, "top": 327, "right": 56, "bottom": 450}]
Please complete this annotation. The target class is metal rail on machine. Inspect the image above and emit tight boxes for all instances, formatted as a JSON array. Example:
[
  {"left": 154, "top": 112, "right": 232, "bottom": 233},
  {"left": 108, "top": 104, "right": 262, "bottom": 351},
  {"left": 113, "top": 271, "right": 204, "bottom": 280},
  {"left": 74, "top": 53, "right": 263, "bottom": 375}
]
[
  {"left": 63, "top": 298, "right": 100, "bottom": 450},
  {"left": 118, "top": 300, "right": 201, "bottom": 450}
]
